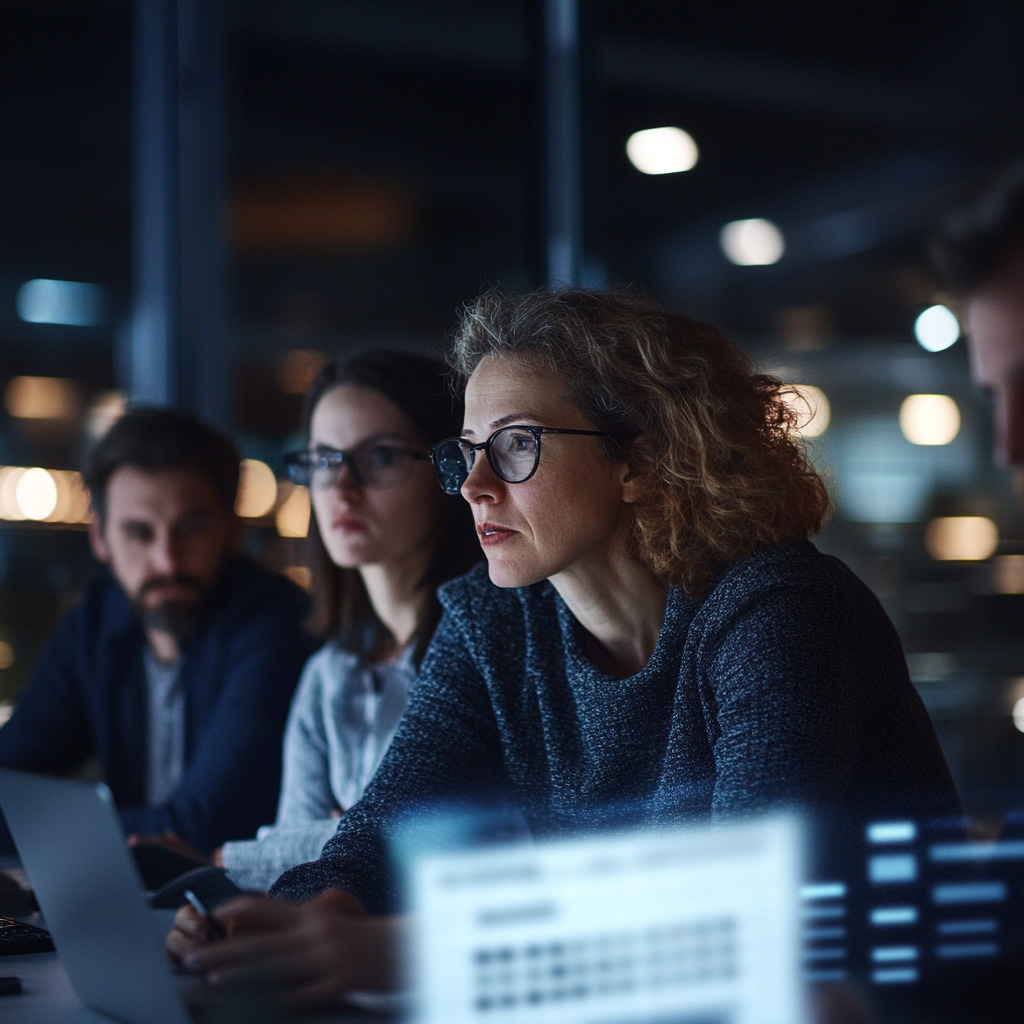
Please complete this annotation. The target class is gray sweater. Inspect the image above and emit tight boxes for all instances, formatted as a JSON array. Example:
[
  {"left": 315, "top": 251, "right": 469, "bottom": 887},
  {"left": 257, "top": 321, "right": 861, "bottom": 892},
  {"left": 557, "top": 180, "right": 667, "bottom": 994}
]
[
  {"left": 221, "top": 643, "right": 413, "bottom": 891},
  {"left": 271, "top": 541, "right": 956, "bottom": 913}
]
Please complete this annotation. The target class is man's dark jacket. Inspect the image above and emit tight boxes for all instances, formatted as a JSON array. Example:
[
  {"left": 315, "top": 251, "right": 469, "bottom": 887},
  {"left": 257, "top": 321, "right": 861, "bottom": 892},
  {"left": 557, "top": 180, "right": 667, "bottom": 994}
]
[{"left": 0, "top": 556, "right": 316, "bottom": 854}]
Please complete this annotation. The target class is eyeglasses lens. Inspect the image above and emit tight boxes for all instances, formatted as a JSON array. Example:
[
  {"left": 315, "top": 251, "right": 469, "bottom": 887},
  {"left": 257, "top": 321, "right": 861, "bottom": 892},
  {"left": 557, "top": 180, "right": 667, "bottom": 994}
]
[
  {"left": 432, "top": 440, "right": 472, "bottom": 495},
  {"left": 288, "top": 446, "right": 416, "bottom": 489},
  {"left": 351, "top": 446, "right": 409, "bottom": 487},
  {"left": 491, "top": 427, "right": 539, "bottom": 483}
]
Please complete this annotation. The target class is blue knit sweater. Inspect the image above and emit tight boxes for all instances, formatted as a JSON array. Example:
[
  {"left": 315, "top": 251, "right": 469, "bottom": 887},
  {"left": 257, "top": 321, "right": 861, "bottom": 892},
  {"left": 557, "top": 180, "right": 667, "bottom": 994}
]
[{"left": 271, "top": 540, "right": 955, "bottom": 913}]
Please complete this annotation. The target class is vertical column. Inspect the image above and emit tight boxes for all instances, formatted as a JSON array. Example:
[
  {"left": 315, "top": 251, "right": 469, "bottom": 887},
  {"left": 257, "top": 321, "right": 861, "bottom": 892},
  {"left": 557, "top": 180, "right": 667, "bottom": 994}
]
[
  {"left": 177, "top": 0, "right": 228, "bottom": 429},
  {"left": 531, "top": 0, "right": 584, "bottom": 289},
  {"left": 128, "top": 0, "right": 228, "bottom": 428},
  {"left": 130, "top": 0, "right": 178, "bottom": 408}
]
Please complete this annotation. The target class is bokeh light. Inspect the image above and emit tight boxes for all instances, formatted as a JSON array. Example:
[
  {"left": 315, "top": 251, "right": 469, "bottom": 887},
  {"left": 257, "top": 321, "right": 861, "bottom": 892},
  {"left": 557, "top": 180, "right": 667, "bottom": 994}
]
[
  {"left": 235, "top": 459, "right": 278, "bottom": 518},
  {"left": 914, "top": 305, "right": 960, "bottom": 353},
  {"left": 1012, "top": 696, "right": 1024, "bottom": 734},
  {"left": 899, "top": 394, "right": 960, "bottom": 446},
  {"left": 16, "top": 278, "right": 105, "bottom": 327},
  {"left": 15, "top": 468, "right": 59, "bottom": 520},
  {"left": 720, "top": 219, "right": 785, "bottom": 266},
  {"left": 276, "top": 484, "right": 310, "bottom": 538},
  {"left": 0, "top": 467, "right": 27, "bottom": 520},
  {"left": 782, "top": 384, "right": 831, "bottom": 438},
  {"left": 625, "top": 127, "right": 698, "bottom": 175},
  {"left": 0, "top": 467, "right": 91, "bottom": 524},
  {"left": 925, "top": 516, "right": 998, "bottom": 561},
  {"left": 5, "top": 376, "right": 82, "bottom": 420},
  {"left": 993, "top": 555, "right": 1024, "bottom": 595}
]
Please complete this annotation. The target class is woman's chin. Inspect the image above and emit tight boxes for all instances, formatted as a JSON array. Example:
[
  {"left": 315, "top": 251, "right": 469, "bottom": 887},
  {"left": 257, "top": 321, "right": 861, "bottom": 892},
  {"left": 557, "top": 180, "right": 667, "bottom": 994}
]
[
  {"left": 485, "top": 557, "right": 544, "bottom": 590},
  {"left": 321, "top": 541, "right": 372, "bottom": 570}
]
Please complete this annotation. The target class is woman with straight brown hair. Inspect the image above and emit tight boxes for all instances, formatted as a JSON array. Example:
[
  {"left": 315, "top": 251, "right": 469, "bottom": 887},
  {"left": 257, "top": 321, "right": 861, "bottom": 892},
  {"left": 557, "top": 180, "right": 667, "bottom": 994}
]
[{"left": 213, "top": 349, "right": 478, "bottom": 890}]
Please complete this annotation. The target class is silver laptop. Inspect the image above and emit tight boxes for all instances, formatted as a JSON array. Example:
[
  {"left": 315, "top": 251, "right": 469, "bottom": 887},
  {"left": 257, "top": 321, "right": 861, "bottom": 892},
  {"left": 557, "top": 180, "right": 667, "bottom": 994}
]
[
  {"left": 0, "top": 767, "right": 193, "bottom": 1024},
  {"left": 0, "top": 767, "right": 405, "bottom": 1024}
]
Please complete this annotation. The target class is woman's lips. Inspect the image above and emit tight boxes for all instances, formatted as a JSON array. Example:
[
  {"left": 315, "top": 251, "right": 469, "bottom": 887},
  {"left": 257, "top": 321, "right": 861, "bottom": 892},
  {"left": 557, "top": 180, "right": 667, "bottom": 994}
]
[
  {"left": 332, "top": 516, "right": 369, "bottom": 533},
  {"left": 477, "top": 522, "right": 516, "bottom": 546}
]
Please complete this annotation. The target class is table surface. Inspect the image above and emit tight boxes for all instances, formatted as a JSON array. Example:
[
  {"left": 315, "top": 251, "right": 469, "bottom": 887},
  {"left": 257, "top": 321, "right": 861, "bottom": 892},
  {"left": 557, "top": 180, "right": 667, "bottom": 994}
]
[
  {"left": 1, "top": 948, "right": 112, "bottom": 1024},
  {"left": 2, "top": 944, "right": 407, "bottom": 1024},
  {"left": 2, "top": 859, "right": 403, "bottom": 1024}
]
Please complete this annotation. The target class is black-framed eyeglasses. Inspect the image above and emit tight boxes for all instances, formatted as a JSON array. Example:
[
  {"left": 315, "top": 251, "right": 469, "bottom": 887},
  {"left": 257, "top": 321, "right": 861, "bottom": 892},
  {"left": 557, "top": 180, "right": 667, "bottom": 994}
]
[
  {"left": 429, "top": 425, "right": 612, "bottom": 495},
  {"left": 284, "top": 443, "right": 429, "bottom": 490}
]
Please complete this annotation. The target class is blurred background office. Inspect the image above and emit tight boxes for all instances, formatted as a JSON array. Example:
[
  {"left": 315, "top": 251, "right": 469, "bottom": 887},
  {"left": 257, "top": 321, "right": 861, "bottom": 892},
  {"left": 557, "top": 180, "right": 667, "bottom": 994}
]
[{"left": 1, "top": 0, "right": 1022, "bottom": 820}]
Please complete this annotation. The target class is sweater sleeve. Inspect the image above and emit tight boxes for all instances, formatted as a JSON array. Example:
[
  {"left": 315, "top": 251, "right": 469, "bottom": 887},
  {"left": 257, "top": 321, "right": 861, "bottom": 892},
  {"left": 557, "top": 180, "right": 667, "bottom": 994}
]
[
  {"left": 699, "top": 581, "right": 864, "bottom": 815},
  {"left": 220, "top": 819, "right": 341, "bottom": 892},
  {"left": 269, "top": 604, "right": 509, "bottom": 915}
]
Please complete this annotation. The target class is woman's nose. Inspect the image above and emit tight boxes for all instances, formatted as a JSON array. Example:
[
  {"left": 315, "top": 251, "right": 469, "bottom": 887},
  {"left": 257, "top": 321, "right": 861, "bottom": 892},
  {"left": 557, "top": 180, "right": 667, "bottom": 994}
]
[
  {"left": 460, "top": 454, "right": 502, "bottom": 504},
  {"left": 331, "top": 461, "right": 364, "bottom": 494}
]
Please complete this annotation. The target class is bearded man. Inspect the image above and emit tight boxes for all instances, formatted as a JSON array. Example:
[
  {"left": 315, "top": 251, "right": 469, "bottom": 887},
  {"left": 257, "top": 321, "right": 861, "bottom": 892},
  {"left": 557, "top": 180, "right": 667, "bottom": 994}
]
[{"left": 0, "top": 408, "right": 315, "bottom": 857}]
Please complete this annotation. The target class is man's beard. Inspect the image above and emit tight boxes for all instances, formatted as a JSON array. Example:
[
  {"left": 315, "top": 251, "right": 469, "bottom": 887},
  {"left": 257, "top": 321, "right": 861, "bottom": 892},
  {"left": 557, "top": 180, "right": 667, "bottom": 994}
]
[{"left": 130, "top": 574, "right": 210, "bottom": 639}]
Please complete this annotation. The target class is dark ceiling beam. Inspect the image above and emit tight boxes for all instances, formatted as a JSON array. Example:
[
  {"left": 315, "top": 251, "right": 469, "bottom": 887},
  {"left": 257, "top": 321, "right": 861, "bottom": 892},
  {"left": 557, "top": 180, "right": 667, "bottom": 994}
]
[
  {"left": 601, "top": 39, "right": 1007, "bottom": 137},
  {"left": 236, "top": 0, "right": 1014, "bottom": 135},
  {"left": 236, "top": 0, "right": 523, "bottom": 70}
]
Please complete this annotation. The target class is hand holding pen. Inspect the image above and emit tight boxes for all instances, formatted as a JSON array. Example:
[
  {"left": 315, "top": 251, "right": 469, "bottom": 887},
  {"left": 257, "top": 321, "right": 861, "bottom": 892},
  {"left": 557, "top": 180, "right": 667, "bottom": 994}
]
[{"left": 183, "top": 889, "right": 226, "bottom": 939}]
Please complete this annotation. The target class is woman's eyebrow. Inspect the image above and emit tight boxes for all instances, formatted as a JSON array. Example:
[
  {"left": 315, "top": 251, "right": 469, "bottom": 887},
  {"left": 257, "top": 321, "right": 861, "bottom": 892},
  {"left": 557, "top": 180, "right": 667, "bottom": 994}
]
[
  {"left": 463, "top": 412, "right": 540, "bottom": 438},
  {"left": 310, "top": 432, "right": 410, "bottom": 448}
]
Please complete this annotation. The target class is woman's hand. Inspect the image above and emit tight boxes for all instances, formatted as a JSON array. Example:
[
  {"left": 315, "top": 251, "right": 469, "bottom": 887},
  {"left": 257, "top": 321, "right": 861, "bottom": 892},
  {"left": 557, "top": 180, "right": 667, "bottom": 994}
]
[{"left": 166, "top": 889, "right": 403, "bottom": 1013}]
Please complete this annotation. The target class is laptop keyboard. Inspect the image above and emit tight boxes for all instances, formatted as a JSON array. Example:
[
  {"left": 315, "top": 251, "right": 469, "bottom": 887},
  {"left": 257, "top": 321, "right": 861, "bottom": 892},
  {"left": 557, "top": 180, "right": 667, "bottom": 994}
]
[{"left": 0, "top": 915, "right": 54, "bottom": 956}]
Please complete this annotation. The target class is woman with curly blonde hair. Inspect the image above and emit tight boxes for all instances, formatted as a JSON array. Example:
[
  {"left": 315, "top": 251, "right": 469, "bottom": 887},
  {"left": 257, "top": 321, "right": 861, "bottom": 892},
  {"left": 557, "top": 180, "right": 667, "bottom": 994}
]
[
  {"left": 447, "top": 286, "right": 832, "bottom": 596},
  {"left": 170, "top": 289, "right": 955, "bottom": 1008}
]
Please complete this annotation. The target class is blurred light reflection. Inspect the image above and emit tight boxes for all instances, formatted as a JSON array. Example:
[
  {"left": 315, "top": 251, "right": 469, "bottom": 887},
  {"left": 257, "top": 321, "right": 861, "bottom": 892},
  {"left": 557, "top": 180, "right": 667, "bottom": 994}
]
[
  {"left": 783, "top": 384, "right": 831, "bottom": 438},
  {"left": 235, "top": 459, "right": 278, "bottom": 518},
  {"left": 15, "top": 468, "right": 59, "bottom": 520},
  {"left": 5, "top": 376, "right": 82, "bottom": 421},
  {"left": 914, "top": 305, "right": 959, "bottom": 353},
  {"left": 720, "top": 219, "right": 785, "bottom": 266},
  {"left": 925, "top": 517, "right": 998, "bottom": 561},
  {"left": 625, "top": 127, "right": 698, "bottom": 175},
  {"left": 899, "top": 395, "right": 960, "bottom": 446},
  {"left": 0, "top": 467, "right": 91, "bottom": 524},
  {"left": 275, "top": 483, "right": 310, "bottom": 538},
  {"left": 16, "top": 278, "right": 105, "bottom": 326}
]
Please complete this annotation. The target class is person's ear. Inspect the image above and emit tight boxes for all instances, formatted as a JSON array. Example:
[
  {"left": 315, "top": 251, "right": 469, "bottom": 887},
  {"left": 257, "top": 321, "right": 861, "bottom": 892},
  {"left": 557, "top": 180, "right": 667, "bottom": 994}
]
[
  {"left": 88, "top": 516, "right": 110, "bottom": 563},
  {"left": 620, "top": 465, "right": 647, "bottom": 505},
  {"left": 617, "top": 437, "right": 649, "bottom": 505}
]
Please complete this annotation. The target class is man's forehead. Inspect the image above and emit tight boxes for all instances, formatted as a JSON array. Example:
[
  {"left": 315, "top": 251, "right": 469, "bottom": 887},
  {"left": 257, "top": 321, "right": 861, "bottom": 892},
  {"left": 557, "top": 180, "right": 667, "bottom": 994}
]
[{"left": 102, "top": 465, "right": 224, "bottom": 515}]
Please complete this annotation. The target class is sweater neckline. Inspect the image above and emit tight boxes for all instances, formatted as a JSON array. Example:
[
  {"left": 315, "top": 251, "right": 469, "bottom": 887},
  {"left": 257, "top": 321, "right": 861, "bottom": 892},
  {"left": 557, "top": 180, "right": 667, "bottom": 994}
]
[{"left": 554, "top": 584, "right": 690, "bottom": 685}]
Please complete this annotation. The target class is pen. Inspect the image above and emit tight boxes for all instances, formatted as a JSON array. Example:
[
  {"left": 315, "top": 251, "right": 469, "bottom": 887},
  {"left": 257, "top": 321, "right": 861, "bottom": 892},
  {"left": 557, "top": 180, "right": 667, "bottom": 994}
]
[{"left": 183, "top": 889, "right": 226, "bottom": 939}]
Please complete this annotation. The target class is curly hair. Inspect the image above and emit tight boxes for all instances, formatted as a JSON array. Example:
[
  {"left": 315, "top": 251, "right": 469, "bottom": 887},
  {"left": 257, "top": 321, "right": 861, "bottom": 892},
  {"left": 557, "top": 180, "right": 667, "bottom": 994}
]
[{"left": 449, "top": 288, "right": 830, "bottom": 595}]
